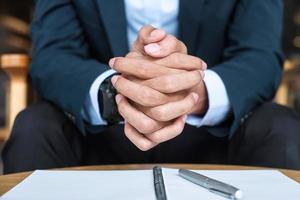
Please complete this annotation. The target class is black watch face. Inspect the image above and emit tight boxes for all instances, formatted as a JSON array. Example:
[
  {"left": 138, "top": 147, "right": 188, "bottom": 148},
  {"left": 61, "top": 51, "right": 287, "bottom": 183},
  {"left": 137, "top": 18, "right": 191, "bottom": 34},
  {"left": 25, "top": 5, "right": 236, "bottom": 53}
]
[{"left": 100, "top": 77, "right": 122, "bottom": 124}]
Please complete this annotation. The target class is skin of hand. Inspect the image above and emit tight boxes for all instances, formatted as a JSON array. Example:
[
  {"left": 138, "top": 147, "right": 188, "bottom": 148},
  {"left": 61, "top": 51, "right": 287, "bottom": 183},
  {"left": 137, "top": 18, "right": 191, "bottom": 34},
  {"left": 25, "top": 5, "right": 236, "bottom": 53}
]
[{"left": 110, "top": 25, "right": 208, "bottom": 151}]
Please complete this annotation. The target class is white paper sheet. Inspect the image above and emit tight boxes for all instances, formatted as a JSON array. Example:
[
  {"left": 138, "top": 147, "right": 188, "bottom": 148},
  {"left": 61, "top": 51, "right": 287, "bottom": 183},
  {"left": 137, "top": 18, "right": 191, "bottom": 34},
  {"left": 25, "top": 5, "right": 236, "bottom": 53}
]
[{"left": 1, "top": 169, "right": 300, "bottom": 200}]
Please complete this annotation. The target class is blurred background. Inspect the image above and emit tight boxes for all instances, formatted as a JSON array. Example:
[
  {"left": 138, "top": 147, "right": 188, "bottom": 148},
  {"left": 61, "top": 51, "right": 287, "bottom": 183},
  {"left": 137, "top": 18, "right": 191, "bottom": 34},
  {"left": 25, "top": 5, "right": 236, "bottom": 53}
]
[{"left": 0, "top": 0, "right": 300, "bottom": 172}]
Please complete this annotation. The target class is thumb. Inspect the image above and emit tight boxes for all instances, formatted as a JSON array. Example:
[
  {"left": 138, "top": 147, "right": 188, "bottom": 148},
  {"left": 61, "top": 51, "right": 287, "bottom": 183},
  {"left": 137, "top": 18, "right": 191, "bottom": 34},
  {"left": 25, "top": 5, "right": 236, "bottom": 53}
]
[{"left": 132, "top": 25, "right": 167, "bottom": 54}]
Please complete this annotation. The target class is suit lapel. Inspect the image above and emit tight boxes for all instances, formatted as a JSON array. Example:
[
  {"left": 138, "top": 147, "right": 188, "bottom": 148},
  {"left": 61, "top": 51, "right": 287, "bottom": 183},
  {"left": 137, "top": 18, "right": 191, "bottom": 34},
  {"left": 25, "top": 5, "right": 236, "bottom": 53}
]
[
  {"left": 179, "top": 0, "right": 207, "bottom": 54},
  {"left": 96, "top": 0, "right": 129, "bottom": 56},
  {"left": 96, "top": 0, "right": 206, "bottom": 56}
]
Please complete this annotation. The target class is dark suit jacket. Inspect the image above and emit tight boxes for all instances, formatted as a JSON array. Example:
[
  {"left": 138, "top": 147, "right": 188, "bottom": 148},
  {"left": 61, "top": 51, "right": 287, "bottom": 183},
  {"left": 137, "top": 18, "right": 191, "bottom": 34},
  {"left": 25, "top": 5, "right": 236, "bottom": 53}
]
[{"left": 30, "top": 0, "right": 283, "bottom": 137}]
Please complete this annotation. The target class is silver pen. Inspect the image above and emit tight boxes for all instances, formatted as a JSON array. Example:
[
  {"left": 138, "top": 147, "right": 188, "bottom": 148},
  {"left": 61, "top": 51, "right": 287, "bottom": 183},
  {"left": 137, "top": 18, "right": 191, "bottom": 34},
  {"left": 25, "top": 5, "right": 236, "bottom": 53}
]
[{"left": 178, "top": 169, "right": 243, "bottom": 200}]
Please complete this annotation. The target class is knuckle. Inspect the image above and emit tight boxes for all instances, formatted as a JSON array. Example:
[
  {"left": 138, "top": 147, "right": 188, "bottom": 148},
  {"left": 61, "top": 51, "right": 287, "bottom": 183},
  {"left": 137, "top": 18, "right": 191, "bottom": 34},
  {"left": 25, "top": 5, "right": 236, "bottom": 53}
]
[
  {"left": 126, "top": 52, "right": 139, "bottom": 58},
  {"left": 113, "top": 58, "right": 125, "bottom": 68},
  {"left": 140, "top": 90, "right": 162, "bottom": 106},
  {"left": 138, "top": 25, "right": 152, "bottom": 42},
  {"left": 163, "top": 35, "right": 177, "bottom": 51},
  {"left": 138, "top": 119, "right": 154, "bottom": 134},
  {"left": 178, "top": 105, "right": 188, "bottom": 116},
  {"left": 150, "top": 93, "right": 164, "bottom": 105},
  {"left": 139, "top": 141, "right": 153, "bottom": 151},
  {"left": 139, "top": 25, "right": 150, "bottom": 35},
  {"left": 124, "top": 124, "right": 154, "bottom": 152},
  {"left": 167, "top": 34, "right": 177, "bottom": 42},
  {"left": 169, "top": 35, "right": 180, "bottom": 48},
  {"left": 139, "top": 63, "right": 150, "bottom": 75},
  {"left": 169, "top": 40, "right": 178, "bottom": 51},
  {"left": 152, "top": 107, "right": 168, "bottom": 121},
  {"left": 161, "top": 77, "right": 175, "bottom": 92},
  {"left": 149, "top": 134, "right": 163, "bottom": 144},
  {"left": 179, "top": 41, "right": 188, "bottom": 53},
  {"left": 193, "top": 71, "right": 202, "bottom": 83},
  {"left": 168, "top": 53, "right": 181, "bottom": 64},
  {"left": 193, "top": 57, "right": 203, "bottom": 68},
  {"left": 138, "top": 90, "right": 152, "bottom": 106}
]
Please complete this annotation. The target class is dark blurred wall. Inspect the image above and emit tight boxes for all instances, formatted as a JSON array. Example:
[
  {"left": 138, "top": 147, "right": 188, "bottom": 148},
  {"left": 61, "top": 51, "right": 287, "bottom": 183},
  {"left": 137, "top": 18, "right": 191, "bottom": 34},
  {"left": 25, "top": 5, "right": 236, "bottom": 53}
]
[
  {"left": 0, "top": 0, "right": 33, "bottom": 126},
  {"left": 0, "top": 0, "right": 33, "bottom": 22},
  {"left": 283, "top": 0, "right": 300, "bottom": 57},
  {"left": 0, "top": 0, "right": 33, "bottom": 54}
]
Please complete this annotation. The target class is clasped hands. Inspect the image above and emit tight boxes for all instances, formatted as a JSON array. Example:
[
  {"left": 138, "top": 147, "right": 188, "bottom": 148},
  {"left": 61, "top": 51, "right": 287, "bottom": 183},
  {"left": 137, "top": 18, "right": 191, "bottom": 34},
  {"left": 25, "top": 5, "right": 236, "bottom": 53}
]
[{"left": 109, "top": 26, "right": 208, "bottom": 151}]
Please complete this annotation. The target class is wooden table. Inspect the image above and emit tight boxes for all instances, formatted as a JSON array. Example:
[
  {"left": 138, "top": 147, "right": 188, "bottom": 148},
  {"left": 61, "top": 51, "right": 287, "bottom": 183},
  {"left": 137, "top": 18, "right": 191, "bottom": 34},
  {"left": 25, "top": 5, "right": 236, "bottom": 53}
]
[{"left": 1, "top": 164, "right": 300, "bottom": 196}]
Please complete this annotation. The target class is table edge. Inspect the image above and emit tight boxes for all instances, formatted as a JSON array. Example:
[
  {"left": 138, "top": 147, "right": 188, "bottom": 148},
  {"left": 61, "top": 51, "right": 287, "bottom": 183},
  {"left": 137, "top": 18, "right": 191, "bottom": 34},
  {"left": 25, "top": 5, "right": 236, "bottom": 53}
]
[{"left": 1, "top": 164, "right": 299, "bottom": 196}]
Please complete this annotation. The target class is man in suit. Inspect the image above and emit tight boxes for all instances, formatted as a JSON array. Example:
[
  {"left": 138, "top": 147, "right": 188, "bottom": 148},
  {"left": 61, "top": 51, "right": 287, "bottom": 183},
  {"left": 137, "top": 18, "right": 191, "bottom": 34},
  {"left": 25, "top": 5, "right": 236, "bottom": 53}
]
[{"left": 3, "top": 0, "right": 300, "bottom": 174}]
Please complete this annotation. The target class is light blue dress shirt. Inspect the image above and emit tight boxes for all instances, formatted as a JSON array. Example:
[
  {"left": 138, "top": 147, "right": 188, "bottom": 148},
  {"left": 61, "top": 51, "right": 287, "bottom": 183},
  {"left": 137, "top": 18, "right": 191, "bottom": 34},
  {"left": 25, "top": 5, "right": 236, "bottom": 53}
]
[{"left": 82, "top": 0, "right": 231, "bottom": 127}]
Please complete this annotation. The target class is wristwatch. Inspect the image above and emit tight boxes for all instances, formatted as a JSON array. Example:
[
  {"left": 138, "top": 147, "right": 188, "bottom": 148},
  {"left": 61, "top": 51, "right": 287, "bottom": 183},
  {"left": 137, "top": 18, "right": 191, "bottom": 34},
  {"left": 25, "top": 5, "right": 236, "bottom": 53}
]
[{"left": 98, "top": 75, "right": 123, "bottom": 125}]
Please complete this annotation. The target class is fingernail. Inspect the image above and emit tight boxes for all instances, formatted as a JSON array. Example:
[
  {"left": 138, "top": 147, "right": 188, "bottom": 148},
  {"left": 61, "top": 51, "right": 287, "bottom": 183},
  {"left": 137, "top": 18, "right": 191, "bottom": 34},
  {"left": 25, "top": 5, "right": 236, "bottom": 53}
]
[
  {"left": 109, "top": 58, "right": 116, "bottom": 68},
  {"left": 150, "top": 29, "right": 166, "bottom": 38},
  {"left": 115, "top": 94, "right": 122, "bottom": 104},
  {"left": 144, "top": 43, "right": 161, "bottom": 54},
  {"left": 202, "top": 61, "right": 207, "bottom": 70},
  {"left": 111, "top": 76, "right": 119, "bottom": 86},
  {"left": 191, "top": 92, "right": 199, "bottom": 102}
]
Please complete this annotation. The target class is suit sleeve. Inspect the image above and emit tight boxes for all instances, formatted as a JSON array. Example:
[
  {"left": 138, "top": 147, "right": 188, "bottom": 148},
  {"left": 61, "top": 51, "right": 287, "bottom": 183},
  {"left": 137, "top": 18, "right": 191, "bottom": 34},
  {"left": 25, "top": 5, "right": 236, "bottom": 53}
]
[
  {"left": 208, "top": 0, "right": 284, "bottom": 137},
  {"left": 30, "top": 0, "right": 110, "bottom": 133}
]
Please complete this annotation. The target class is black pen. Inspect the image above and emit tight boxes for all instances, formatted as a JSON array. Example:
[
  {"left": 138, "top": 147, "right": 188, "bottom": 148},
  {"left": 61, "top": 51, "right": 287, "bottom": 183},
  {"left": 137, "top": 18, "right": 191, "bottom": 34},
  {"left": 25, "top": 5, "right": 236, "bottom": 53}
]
[{"left": 153, "top": 166, "right": 167, "bottom": 200}]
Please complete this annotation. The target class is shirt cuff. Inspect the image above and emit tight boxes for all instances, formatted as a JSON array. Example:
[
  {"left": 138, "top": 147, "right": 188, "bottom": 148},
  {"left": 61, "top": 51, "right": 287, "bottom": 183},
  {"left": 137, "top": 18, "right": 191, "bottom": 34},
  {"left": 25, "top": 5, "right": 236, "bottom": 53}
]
[
  {"left": 81, "top": 69, "right": 117, "bottom": 125},
  {"left": 186, "top": 69, "right": 231, "bottom": 127}
]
